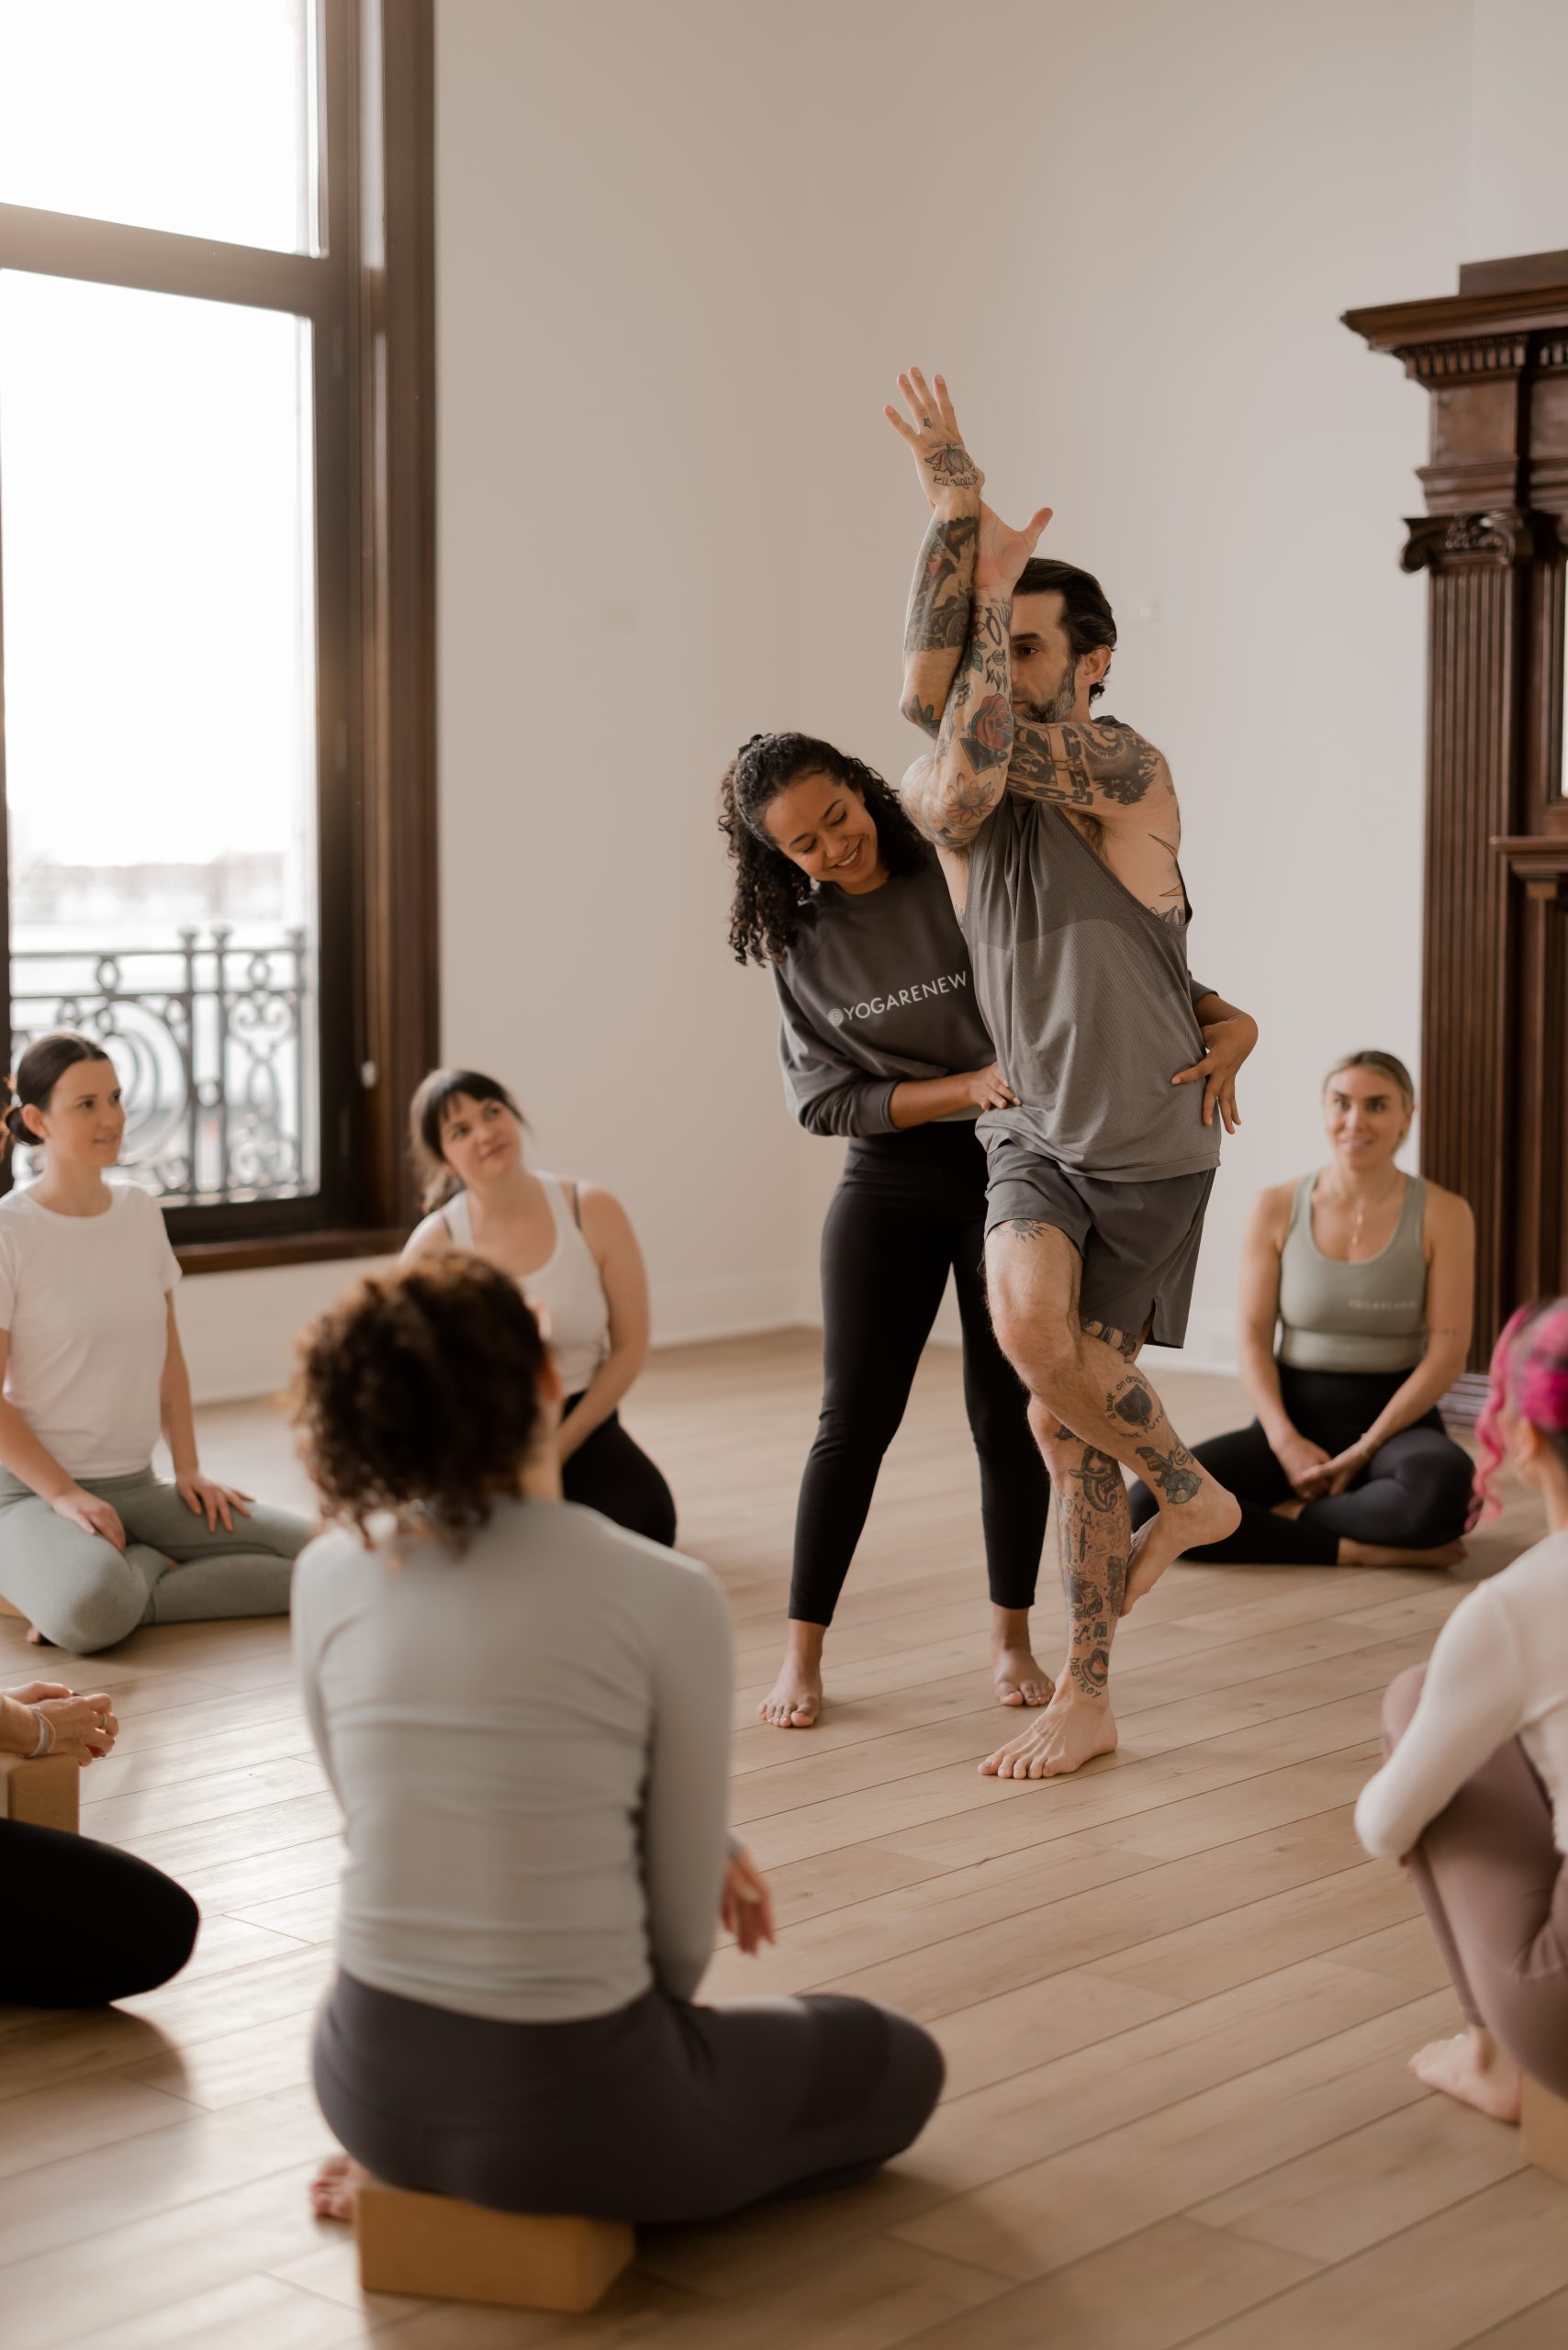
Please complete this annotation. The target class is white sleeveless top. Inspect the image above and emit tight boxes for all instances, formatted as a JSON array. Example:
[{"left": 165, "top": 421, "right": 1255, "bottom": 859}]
[{"left": 404, "top": 1174, "right": 611, "bottom": 1398}]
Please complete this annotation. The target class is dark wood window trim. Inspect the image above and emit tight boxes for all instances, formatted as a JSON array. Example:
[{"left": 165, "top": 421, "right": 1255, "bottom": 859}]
[{"left": 0, "top": 0, "right": 437, "bottom": 1274}]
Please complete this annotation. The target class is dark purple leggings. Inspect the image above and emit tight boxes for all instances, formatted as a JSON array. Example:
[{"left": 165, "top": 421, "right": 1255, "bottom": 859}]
[{"left": 1383, "top": 1666, "right": 1568, "bottom": 2096}]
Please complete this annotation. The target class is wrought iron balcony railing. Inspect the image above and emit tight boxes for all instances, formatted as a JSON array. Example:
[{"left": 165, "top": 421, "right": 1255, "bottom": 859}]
[{"left": 9, "top": 927, "right": 315, "bottom": 1207}]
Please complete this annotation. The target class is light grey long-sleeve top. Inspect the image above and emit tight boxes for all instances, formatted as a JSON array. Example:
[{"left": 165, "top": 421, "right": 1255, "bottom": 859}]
[{"left": 292, "top": 1496, "right": 734, "bottom": 2022}]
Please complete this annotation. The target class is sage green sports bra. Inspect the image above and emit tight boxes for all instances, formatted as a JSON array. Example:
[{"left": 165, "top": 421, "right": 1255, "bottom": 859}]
[{"left": 1276, "top": 1170, "right": 1428, "bottom": 1375}]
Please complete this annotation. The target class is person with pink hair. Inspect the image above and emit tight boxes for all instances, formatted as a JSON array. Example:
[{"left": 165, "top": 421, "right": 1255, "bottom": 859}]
[{"left": 1356, "top": 1299, "right": 1568, "bottom": 2121}]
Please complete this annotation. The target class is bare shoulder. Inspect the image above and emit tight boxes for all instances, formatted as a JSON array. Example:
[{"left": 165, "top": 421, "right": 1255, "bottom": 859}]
[
  {"left": 1249, "top": 1177, "right": 1298, "bottom": 1248},
  {"left": 1420, "top": 1179, "right": 1474, "bottom": 1248},
  {"left": 574, "top": 1181, "right": 635, "bottom": 1250}
]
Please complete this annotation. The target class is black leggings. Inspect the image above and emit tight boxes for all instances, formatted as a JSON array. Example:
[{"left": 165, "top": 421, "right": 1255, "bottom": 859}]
[
  {"left": 1128, "top": 1365, "right": 1475, "bottom": 1566},
  {"left": 561, "top": 1396, "right": 677, "bottom": 1548},
  {"left": 315, "top": 1969, "right": 943, "bottom": 2227},
  {"left": 0, "top": 1818, "right": 199, "bottom": 2006},
  {"left": 790, "top": 1125, "right": 1049, "bottom": 1624}
]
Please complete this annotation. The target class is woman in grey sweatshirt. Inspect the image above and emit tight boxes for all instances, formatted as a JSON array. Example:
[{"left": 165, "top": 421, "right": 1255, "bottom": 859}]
[
  {"left": 722, "top": 730, "right": 1055, "bottom": 1732},
  {"left": 296, "top": 1253, "right": 942, "bottom": 2226}
]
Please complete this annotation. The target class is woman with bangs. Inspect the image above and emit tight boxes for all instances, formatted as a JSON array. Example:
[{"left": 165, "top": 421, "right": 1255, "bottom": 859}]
[
  {"left": 402, "top": 1067, "right": 675, "bottom": 1547},
  {"left": 1357, "top": 1298, "right": 1568, "bottom": 2122}
]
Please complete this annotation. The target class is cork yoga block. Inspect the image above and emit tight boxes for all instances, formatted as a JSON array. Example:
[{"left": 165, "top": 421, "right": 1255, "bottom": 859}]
[
  {"left": 355, "top": 2182, "right": 633, "bottom": 2313},
  {"left": 1522, "top": 2073, "right": 1568, "bottom": 2186},
  {"left": 0, "top": 1753, "right": 80, "bottom": 1833}
]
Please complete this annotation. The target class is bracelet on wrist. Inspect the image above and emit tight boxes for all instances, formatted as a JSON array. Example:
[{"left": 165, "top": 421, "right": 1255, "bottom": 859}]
[{"left": 28, "top": 1708, "right": 55, "bottom": 1758}]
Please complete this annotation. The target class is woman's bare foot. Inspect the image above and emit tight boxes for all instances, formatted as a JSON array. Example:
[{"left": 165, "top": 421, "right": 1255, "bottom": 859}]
[
  {"left": 1340, "top": 1539, "right": 1467, "bottom": 1570},
  {"left": 1123, "top": 1477, "right": 1241, "bottom": 1613},
  {"left": 1408, "top": 2028, "right": 1522, "bottom": 2122},
  {"left": 991, "top": 1606, "right": 1053, "bottom": 1707},
  {"left": 26, "top": 1624, "right": 50, "bottom": 1645},
  {"left": 758, "top": 1623, "right": 826, "bottom": 1728},
  {"left": 310, "top": 2152, "right": 369, "bottom": 2221},
  {"left": 980, "top": 1690, "right": 1118, "bottom": 1779}
]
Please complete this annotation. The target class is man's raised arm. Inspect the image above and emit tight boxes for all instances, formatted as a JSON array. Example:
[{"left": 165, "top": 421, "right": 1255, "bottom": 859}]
[
  {"left": 898, "top": 581, "right": 1018, "bottom": 852},
  {"left": 884, "top": 371, "right": 982, "bottom": 738}
]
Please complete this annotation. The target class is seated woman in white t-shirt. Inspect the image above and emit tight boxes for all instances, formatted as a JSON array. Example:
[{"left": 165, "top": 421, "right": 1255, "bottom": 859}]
[
  {"left": 1356, "top": 1298, "right": 1568, "bottom": 2122},
  {"left": 0, "top": 1032, "right": 308, "bottom": 1654},
  {"left": 402, "top": 1068, "right": 676, "bottom": 1546},
  {"left": 297, "top": 1254, "right": 942, "bottom": 2226}
]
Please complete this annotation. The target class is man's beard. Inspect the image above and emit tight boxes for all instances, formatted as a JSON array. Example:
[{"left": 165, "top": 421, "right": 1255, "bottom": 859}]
[{"left": 1013, "top": 655, "right": 1079, "bottom": 726}]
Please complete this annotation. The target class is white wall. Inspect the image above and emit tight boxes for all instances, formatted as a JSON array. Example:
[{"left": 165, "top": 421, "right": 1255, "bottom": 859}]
[
  {"left": 777, "top": 0, "right": 1474, "bottom": 1365},
  {"left": 187, "top": 0, "right": 1568, "bottom": 1400},
  {"left": 434, "top": 0, "right": 823, "bottom": 1348},
  {"left": 1467, "top": 0, "right": 1568, "bottom": 261}
]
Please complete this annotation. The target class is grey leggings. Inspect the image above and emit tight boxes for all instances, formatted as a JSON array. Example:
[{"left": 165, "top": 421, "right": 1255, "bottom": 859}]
[
  {"left": 1384, "top": 1666, "right": 1568, "bottom": 2096},
  {"left": 0, "top": 1467, "right": 308, "bottom": 1653},
  {"left": 313, "top": 1971, "right": 945, "bottom": 2227}
]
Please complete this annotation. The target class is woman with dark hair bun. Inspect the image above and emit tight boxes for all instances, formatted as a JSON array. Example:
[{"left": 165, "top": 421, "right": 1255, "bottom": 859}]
[
  {"left": 402, "top": 1067, "right": 675, "bottom": 1546},
  {"left": 297, "top": 1256, "right": 943, "bottom": 2227},
  {"left": 1133, "top": 1049, "right": 1477, "bottom": 1567},
  {"left": 0, "top": 1031, "right": 307, "bottom": 1651},
  {"left": 722, "top": 730, "right": 1257, "bottom": 1730}
]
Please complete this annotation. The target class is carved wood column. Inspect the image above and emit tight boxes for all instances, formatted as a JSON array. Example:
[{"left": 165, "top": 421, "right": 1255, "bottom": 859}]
[{"left": 1347, "top": 261, "right": 1568, "bottom": 1371}]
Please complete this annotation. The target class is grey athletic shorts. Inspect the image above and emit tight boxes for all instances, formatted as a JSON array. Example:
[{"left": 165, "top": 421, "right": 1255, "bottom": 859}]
[{"left": 982, "top": 1139, "right": 1215, "bottom": 1349}]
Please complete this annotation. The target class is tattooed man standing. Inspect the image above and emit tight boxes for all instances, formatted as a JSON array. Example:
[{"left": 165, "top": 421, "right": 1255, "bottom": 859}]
[{"left": 885, "top": 370, "right": 1245, "bottom": 1780}]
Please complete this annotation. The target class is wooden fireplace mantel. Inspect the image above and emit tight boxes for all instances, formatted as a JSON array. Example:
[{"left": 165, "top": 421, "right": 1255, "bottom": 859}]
[{"left": 1346, "top": 253, "right": 1568, "bottom": 1360}]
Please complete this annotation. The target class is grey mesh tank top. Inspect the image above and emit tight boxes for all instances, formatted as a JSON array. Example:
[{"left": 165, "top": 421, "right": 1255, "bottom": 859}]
[
  {"left": 1277, "top": 1170, "right": 1428, "bottom": 1373},
  {"left": 960, "top": 791, "right": 1222, "bottom": 1181}
]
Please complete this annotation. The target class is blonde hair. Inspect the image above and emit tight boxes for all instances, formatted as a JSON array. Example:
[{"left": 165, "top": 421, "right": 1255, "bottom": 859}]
[{"left": 1322, "top": 1049, "right": 1415, "bottom": 1110}]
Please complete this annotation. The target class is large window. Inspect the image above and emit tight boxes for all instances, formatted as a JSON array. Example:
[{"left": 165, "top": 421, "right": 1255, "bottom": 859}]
[{"left": 0, "top": 0, "right": 435, "bottom": 1258}]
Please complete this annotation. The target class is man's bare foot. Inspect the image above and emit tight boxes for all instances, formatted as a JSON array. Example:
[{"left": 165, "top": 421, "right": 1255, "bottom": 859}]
[
  {"left": 991, "top": 1644, "right": 1054, "bottom": 1708},
  {"left": 980, "top": 1691, "right": 1118, "bottom": 1779},
  {"left": 1339, "top": 1538, "right": 1467, "bottom": 1570},
  {"left": 310, "top": 2152, "right": 369, "bottom": 2221},
  {"left": 758, "top": 1661, "right": 823, "bottom": 1728},
  {"left": 1408, "top": 2028, "right": 1522, "bottom": 2122},
  {"left": 1123, "top": 1478, "right": 1241, "bottom": 1614}
]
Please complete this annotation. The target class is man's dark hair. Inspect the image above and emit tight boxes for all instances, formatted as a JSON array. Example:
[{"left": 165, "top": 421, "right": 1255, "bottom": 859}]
[{"left": 1014, "top": 558, "right": 1117, "bottom": 704}]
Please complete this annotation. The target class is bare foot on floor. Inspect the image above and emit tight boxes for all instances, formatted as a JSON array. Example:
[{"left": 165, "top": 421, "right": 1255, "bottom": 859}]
[
  {"left": 991, "top": 1644, "right": 1054, "bottom": 1708},
  {"left": 310, "top": 2152, "right": 369, "bottom": 2221},
  {"left": 758, "top": 1662, "right": 823, "bottom": 1729},
  {"left": 1123, "top": 1478, "right": 1242, "bottom": 1614},
  {"left": 1340, "top": 1539, "right": 1468, "bottom": 1570},
  {"left": 1408, "top": 2029, "right": 1522, "bottom": 2122},
  {"left": 980, "top": 1693, "right": 1118, "bottom": 1779},
  {"left": 26, "top": 1624, "right": 50, "bottom": 1645}
]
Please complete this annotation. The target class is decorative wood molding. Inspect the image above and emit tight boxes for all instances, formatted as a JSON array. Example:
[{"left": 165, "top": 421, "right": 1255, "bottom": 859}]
[
  {"left": 1400, "top": 509, "right": 1540, "bottom": 572},
  {"left": 1347, "top": 253, "right": 1568, "bottom": 1361}
]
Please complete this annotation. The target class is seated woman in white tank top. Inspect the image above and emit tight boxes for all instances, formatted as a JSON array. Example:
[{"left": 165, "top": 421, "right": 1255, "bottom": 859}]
[
  {"left": 1130, "top": 1048, "right": 1476, "bottom": 1569},
  {"left": 402, "top": 1069, "right": 676, "bottom": 1546}
]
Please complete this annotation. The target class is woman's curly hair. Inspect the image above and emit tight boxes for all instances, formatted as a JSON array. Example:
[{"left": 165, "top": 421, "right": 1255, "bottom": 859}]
[
  {"left": 718, "top": 731, "right": 928, "bottom": 965},
  {"left": 295, "top": 1256, "right": 548, "bottom": 1550}
]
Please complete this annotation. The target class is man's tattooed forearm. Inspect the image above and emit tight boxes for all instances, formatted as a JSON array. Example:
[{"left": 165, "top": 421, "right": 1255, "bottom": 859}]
[
  {"left": 1009, "top": 720, "right": 1172, "bottom": 810},
  {"left": 1136, "top": 1442, "right": 1203, "bottom": 1506},
  {"left": 903, "top": 513, "right": 977, "bottom": 655}
]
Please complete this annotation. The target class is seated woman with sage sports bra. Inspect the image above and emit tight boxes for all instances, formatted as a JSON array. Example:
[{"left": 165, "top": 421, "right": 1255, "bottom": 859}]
[
  {"left": 402, "top": 1069, "right": 676, "bottom": 1547},
  {"left": 1130, "top": 1049, "right": 1476, "bottom": 1568}
]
